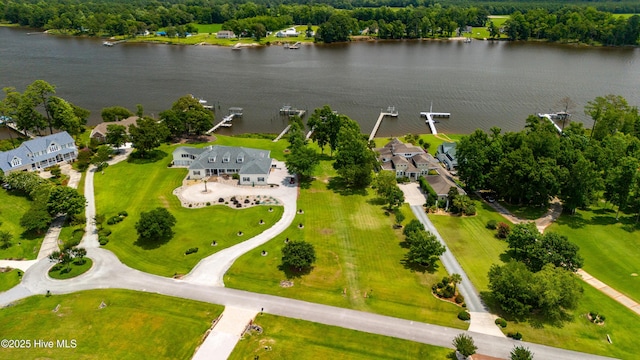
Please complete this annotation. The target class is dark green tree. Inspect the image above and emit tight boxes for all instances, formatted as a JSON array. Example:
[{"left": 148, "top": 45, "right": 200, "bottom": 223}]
[
  {"left": 20, "top": 203, "right": 52, "bottom": 234},
  {"left": 23, "top": 80, "right": 56, "bottom": 134},
  {"left": 159, "top": 95, "right": 213, "bottom": 137},
  {"left": 373, "top": 171, "right": 404, "bottom": 210},
  {"left": 605, "top": 156, "right": 639, "bottom": 220},
  {"left": 488, "top": 261, "right": 536, "bottom": 319},
  {"left": 285, "top": 145, "right": 319, "bottom": 181},
  {"left": 0, "top": 230, "right": 13, "bottom": 249},
  {"left": 46, "top": 96, "right": 83, "bottom": 136},
  {"left": 47, "top": 186, "right": 86, "bottom": 217},
  {"left": 506, "top": 222, "right": 538, "bottom": 259},
  {"left": 452, "top": 334, "right": 477, "bottom": 358},
  {"left": 333, "top": 119, "right": 375, "bottom": 189},
  {"left": 101, "top": 106, "right": 132, "bottom": 122},
  {"left": 510, "top": 346, "right": 534, "bottom": 360},
  {"left": 528, "top": 232, "right": 583, "bottom": 272},
  {"left": 404, "top": 229, "right": 446, "bottom": 267},
  {"left": 281, "top": 240, "right": 316, "bottom": 272},
  {"left": 105, "top": 124, "right": 128, "bottom": 150},
  {"left": 128, "top": 117, "right": 169, "bottom": 157},
  {"left": 135, "top": 207, "right": 177, "bottom": 241}
]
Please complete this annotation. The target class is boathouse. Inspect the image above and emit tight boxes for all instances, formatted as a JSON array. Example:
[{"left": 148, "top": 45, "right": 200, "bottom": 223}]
[{"left": 0, "top": 132, "right": 77, "bottom": 174}]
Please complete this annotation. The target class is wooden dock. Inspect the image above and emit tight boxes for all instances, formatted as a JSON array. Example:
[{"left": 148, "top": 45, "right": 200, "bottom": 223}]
[
  {"left": 206, "top": 114, "right": 236, "bottom": 134},
  {"left": 3, "top": 120, "right": 35, "bottom": 139},
  {"left": 280, "top": 105, "right": 305, "bottom": 118},
  {"left": 273, "top": 124, "right": 292, "bottom": 142},
  {"left": 420, "top": 112, "right": 450, "bottom": 135},
  {"left": 368, "top": 107, "right": 399, "bottom": 141},
  {"left": 537, "top": 113, "right": 564, "bottom": 134}
]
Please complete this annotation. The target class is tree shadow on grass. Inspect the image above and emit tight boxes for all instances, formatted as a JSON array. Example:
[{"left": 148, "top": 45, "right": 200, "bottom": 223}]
[
  {"left": 554, "top": 212, "right": 588, "bottom": 229},
  {"left": 127, "top": 149, "right": 168, "bottom": 164},
  {"left": 400, "top": 258, "right": 439, "bottom": 274},
  {"left": 133, "top": 232, "right": 173, "bottom": 250},
  {"left": 326, "top": 177, "right": 368, "bottom": 196},
  {"left": 278, "top": 264, "right": 313, "bottom": 279},
  {"left": 366, "top": 197, "right": 387, "bottom": 207}
]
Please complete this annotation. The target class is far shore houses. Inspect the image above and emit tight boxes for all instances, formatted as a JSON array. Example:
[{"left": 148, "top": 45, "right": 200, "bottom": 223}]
[
  {"left": 172, "top": 145, "right": 273, "bottom": 186},
  {"left": 0, "top": 131, "right": 78, "bottom": 174}
]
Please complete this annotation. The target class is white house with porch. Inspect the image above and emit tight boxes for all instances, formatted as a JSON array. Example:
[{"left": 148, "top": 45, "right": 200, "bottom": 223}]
[
  {"left": 172, "top": 145, "right": 273, "bottom": 185},
  {"left": 0, "top": 132, "right": 77, "bottom": 174}
]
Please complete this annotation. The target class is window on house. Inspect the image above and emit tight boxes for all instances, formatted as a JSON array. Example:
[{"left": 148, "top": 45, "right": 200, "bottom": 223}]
[
  {"left": 49, "top": 143, "right": 59, "bottom": 152},
  {"left": 208, "top": 157, "right": 216, "bottom": 163},
  {"left": 193, "top": 171, "right": 201, "bottom": 175},
  {"left": 182, "top": 154, "right": 189, "bottom": 158},
  {"left": 190, "top": 155, "right": 196, "bottom": 159},
  {"left": 11, "top": 157, "right": 22, "bottom": 167},
  {"left": 237, "top": 154, "right": 244, "bottom": 163},
  {"left": 258, "top": 177, "right": 265, "bottom": 182},
  {"left": 242, "top": 177, "right": 250, "bottom": 182}
]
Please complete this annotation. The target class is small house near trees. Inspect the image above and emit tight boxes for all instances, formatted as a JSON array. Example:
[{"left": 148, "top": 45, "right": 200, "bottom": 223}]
[{"left": 89, "top": 116, "right": 139, "bottom": 143}]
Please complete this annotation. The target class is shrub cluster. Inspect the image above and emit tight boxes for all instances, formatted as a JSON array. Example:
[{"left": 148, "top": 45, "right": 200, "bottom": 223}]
[
  {"left": 458, "top": 311, "right": 471, "bottom": 321},
  {"left": 106, "top": 211, "right": 128, "bottom": 225},
  {"left": 433, "top": 276, "right": 456, "bottom": 299},
  {"left": 507, "top": 332, "right": 523, "bottom": 340},
  {"left": 486, "top": 219, "right": 498, "bottom": 230},
  {"left": 495, "top": 318, "right": 507, "bottom": 328},
  {"left": 185, "top": 247, "right": 199, "bottom": 255},
  {"left": 588, "top": 311, "right": 606, "bottom": 324}
]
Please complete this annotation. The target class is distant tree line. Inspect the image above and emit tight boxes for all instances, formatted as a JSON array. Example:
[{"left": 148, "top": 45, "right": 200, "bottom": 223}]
[
  {"left": 457, "top": 94, "right": 640, "bottom": 219},
  {"left": 2, "top": 0, "right": 639, "bottom": 45}
]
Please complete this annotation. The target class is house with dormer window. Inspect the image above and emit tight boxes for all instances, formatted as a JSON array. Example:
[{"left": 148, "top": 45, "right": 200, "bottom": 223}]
[
  {"left": 172, "top": 145, "right": 273, "bottom": 185},
  {"left": 0, "top": 132, "right": 78, "bottom": 174}
]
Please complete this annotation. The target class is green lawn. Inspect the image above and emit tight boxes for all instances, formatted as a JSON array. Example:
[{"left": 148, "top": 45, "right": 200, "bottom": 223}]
[
  {"left": 430, "top": 200, "right": 640, "bottom": 358},
  {"left": 500, "top": 201, "right": 548, "bottom": 220},
  {"left": 504, "top": 285, "right": 640, "bottom": 360},
  {"left": 225, "top": 167, "right": 466, "bottom": 329},
  {"left": 192, "top": 23, "right": 222, "bottom": 34},
  {"left": 94, "top": 143, "right": 284, "bottom": 277},
  {"left": 0, "top": 189, "right": 45, "bottom": 260},
  {"left": 48, "top": 258, "right": 93, "bottom": 280},
  {"left": 0, "top": 268, "right": 21, "bottom": 292},
  {"left": 430, "top": 201, "right": 511, "bottom": 292},
  {"left": 472, "top": 16, "right": 509, "bottom": 39},
  {"left": 547, "top": 205, "right": 640, "bottom": 303},
  {"left": 0, "top": 289, "right": 222, "bottom": 360},
  {"left": 230, "top": 314, "right": 453, "bottom": 360}
]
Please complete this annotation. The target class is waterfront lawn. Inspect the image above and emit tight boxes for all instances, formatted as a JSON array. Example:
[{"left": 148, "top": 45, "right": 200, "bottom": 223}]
[
  {"left": 473, "top": 16, "right": 509, "bottom": 39},
  {"left": 225, "top": 167, "right": 465, "bottom": 329},
  {"left": 429, "top": 201, "right": 511, "bottom": 292},
  {"left": 0, "top": 268, "right": 21, "bottom": 292},
  {"left": 48, "top": 258, "right": 93, "bottom": 280},
  {"left": 94, "top": 145, "right": 283, "bottom": 277},
  {"left": 547, "top": 205, "right": 640, "bottom": 303},
  {"left": 213, "top": 134, "right": 290, "bottom": 161},
  {"left": 229, "top": 314, "right": 453, "bottom": 360},
  {"left": 0, "top": 189, "right": 44, "bottom": 260},
  {"left": 430, "top": 200, "right": 640, "bottom": 358},
  {"left": 0, "top": 289, "right": 222, "bottom": 360}
]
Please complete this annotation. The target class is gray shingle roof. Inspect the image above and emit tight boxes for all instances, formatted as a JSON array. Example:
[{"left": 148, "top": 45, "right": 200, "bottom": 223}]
[
  {"left": 0, "top": 132, "right": 76, "bottom": 173},
  {"left": 178, "top": 145, "right": 272, "bottom": 175}
]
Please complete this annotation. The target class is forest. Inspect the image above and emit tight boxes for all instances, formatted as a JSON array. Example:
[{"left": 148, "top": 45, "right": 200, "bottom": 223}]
[{"left": 1, "top": 0, "right": 639, "bottom": 45}]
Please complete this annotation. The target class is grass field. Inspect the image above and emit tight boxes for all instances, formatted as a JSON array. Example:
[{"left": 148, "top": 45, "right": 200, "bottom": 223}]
[
  {"left": 0, "top": 189, "right": 45, "bottom": 260},
  {"left": 472, "top": 16, "right": 509, "bottom": 40},
  {"left": 547, "top": 204, "right": 640, "bottom": 303},
  {"left": 0, "top": 289, "right": 222, "bottom": 360},
  {"left": 500, "top": 201, "right": 548, "bottom": 220},
  {"left": 429, "top": 201, "right": 511, "bottom": 292},
  {"left": 430, "top": 200, "right": 640, "bottom": 358},
  {"left": 225, "top": 166, "right": 466, "bottom": 329},
  {"left": 193, "top": 23, "right": 222, "bottom": 34},
  {"left": 229, "top": 314, "right": 453, "bottom": 360},
  {"left": 94, "top": 143, "right": 284, "bottom": 277},
  {"left": 48, "top": 258, "right": 93, "bottom": 280},
  {"left": 0, "top": 268, "right": 21, "bottom": 292}
]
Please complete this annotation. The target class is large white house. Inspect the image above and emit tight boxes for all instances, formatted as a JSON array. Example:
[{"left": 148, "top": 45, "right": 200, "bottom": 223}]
[
  {"left": 0, "top": 132, "right": 78, "bottom": 174},
  {"left": 172, "top": 145, "right": 273, "bottom": 185}
]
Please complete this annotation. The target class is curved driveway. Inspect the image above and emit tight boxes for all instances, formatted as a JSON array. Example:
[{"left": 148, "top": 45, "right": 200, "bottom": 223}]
[{"left": 0, "top": 162, "right": 615, "bottom": 360}]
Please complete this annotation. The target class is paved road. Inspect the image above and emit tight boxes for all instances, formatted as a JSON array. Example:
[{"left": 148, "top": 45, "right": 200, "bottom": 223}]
[{"left": 0, "top": 157, "right": 615, "bottom": 360}]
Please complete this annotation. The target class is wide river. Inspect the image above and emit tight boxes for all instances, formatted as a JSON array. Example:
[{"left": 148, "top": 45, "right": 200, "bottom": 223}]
[{"left": 1, "top": 27, "right": 639, "bottom": 138}]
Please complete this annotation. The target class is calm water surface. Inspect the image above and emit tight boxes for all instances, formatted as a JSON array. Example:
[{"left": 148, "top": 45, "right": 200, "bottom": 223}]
[{"left": 2, "top": 27, "right": 639, "bottom": 138}]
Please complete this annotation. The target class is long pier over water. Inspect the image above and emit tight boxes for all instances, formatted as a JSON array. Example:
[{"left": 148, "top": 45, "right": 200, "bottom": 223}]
[{"left": 369, "top": 107, "right": 398, "bottom": 141}]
